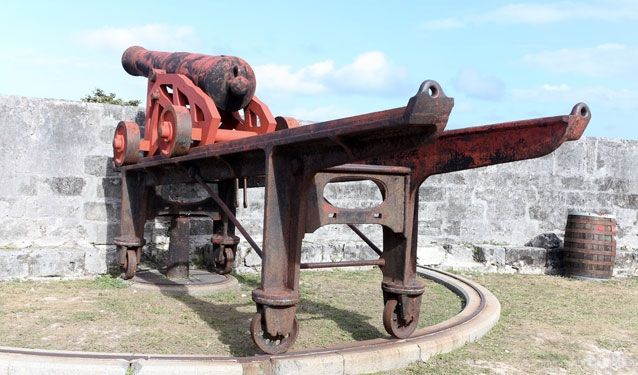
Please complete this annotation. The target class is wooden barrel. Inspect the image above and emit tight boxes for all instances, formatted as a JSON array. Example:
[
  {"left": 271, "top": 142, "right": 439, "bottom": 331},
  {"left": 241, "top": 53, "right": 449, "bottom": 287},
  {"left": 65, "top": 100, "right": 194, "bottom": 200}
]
[{"left": 562, "top": 211, "right": 617, "bottom": 279}]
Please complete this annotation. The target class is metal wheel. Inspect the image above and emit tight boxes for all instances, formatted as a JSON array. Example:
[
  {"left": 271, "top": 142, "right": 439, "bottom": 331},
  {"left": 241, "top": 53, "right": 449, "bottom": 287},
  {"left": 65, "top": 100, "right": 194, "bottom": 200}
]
[
  {"left": 158, "top": 105, "right": 192, "bottom": 158},
  {"left": 250, "top": 311, "right": 299, "bottom": 354},
  {"left": 112, "top": 121, "right": 141, "bottom": 166},
  {"left": 222, "top": 246, "right": 235, "bottom": 274},
  {"left": 383, "top": 298, "right": 419, "bottom": 339},
  {"left": 122, "top": 249, "right": 138, "bottom": 280},
  {"left": 212, "top": 245, "right": 235, "bottom": 275}
]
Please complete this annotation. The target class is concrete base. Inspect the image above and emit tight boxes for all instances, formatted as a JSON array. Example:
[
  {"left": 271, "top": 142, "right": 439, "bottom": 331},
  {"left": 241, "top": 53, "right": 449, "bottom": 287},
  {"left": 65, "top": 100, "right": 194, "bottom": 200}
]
[{"left": 131, "top": 269, "right": 239, "bottom": 296}]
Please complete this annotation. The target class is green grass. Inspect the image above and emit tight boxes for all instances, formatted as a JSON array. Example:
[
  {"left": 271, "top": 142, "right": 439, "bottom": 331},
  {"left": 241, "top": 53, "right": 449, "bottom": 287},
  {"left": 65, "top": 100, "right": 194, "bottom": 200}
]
[
  {"left": 2, "top": 270, "right": 635, "bottom": 373},
  {"left": 91, "top": 274, "right": 128, "bottom": 289},
  {"left": 396, "top": 274, "right": 638, "bottom": 374},
  {"left": 0, "top": 269, "right": 460, "bottom": 356}
]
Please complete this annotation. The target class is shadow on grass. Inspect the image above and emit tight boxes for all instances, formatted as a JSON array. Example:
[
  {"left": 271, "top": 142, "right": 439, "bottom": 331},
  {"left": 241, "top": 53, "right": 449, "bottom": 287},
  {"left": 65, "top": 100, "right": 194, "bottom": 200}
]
[
  {"left": 136, "top": 271, "right": 384, "bottom": 356},
  {"left": 234, "top": 273, "right": 383, "bottom": 342}
]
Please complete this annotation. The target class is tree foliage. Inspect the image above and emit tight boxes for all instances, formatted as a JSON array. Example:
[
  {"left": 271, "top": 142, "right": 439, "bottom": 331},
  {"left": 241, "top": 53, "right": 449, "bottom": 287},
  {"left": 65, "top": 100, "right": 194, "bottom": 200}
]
[{"left": 82, "top": 88, "right": 141, "bottom": 106}]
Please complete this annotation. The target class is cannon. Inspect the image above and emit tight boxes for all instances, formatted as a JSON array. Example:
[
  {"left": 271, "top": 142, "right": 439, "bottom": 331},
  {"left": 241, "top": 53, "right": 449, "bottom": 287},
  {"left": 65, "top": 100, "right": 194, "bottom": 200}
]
[
  {"left": 113, "top": 46, "right": 295, "bottom": 166},
  {"left": 111, "top": 47, "right": 590, "bottom": 354}
]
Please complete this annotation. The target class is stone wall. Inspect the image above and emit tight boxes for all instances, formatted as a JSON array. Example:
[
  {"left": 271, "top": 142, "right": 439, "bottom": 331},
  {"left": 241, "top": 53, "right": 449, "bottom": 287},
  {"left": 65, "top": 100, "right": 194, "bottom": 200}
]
[{"left": 0, "top": 95, "right": 636, "bottom": 279}]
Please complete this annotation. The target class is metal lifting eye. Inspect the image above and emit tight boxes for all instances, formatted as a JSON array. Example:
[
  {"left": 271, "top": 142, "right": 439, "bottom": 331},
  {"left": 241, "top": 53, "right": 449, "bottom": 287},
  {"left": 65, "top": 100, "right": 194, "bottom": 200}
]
[{"left": 418, "top": 80, "right": 442, "bottom": 98}]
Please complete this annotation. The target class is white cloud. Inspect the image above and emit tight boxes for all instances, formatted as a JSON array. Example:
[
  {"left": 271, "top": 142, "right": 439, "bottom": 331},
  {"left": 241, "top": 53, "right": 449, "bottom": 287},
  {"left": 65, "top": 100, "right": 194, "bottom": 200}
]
[
  {"left": 512, "top": 83, "right": 638, "bottom": 110},
  {"left": 453, "top": 68, "right": 505, "bottom": 100},
  {"left": 422, "top": 1, "right": 638, "bottom": 29},
  {"left": 254, "top": 51, "right": 406, "bottom": 96},
  {"left": 254, "top": 63, "right": 330, "bottom": 95},
  {"left": 522, "top": 44, "right": 638, "bottom": 77},
  {"left": 76, "top": 24, "right": 197, "bottom": 51}
]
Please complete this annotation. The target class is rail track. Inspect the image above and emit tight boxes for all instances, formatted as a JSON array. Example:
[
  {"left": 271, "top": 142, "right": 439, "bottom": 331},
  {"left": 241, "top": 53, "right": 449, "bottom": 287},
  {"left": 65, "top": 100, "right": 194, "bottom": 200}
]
[{"left": 0, "top": 267, "right": 500, "bottom": 374}]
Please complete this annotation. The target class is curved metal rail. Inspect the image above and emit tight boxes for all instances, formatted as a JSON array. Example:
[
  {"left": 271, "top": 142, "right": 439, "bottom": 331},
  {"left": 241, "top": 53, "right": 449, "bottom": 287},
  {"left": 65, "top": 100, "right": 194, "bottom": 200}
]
[{"left": 0, "top": 267, "right": 500, "bottom": 373}]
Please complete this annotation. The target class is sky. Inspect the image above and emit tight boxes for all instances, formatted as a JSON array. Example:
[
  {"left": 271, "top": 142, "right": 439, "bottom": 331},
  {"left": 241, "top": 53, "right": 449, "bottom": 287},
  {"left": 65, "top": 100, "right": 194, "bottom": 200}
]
[{"left": 1, "top": 1, "right": 637, "bottom": 139}]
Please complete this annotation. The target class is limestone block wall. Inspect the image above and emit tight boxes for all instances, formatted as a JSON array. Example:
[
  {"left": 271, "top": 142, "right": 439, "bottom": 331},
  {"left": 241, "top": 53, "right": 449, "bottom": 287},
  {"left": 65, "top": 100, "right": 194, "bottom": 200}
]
[
  {"left": 0, "top": 96, "right": 143, "bottom": 278},
  {"left": 0, "top": 95, "right": 636, "bottom": 279}
]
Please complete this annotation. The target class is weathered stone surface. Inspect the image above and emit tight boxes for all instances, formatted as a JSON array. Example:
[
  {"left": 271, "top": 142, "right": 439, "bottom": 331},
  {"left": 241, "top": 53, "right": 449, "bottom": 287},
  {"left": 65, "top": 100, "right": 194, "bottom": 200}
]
[
  {"left": 1, "top": 96, "right": 638, "bottom": 279},
  {"left": 83, "top": 201, "right": 119, "bottom": 221},
  {"left": 29, "top": 249, "right": 85, "bottom": 277},
  {"left": 504, "top": 246, "right": 547, "bottom": 273},
  {"left": 272, "top": 353, "right": 344, "bottom": 375},
  {"left": 0, "top": 251, "right": 30, "bottom": 279},
  {"left": 525, "top": 233, "right": 562, "bottom": 249},
  {"left": 417, "top": 244, "right": 446, "bottom": 266},
  {"left": 614, "top": 251, "right": 638, "bottom": 277},
  {"left": 84, "top": 155, "right": 117, "bottom": 177},
  {"left": 84, "top": 246, "right": 118, "bottom": 274},
  {"left": 45, "top": 177, "right": 86, "bottom": 196},
  {"left": 474, "top": 245, "right": 506, "bottom": 265},
  {"left": 96, "top": 177, "right": 121, "bottom": 198}
]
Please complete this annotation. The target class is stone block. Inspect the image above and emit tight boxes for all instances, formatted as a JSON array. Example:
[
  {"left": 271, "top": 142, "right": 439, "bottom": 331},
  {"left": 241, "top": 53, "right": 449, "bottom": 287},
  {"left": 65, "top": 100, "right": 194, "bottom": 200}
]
[
  {"left": 420, "top": 186, "right": 445, "bottom": 201},
  {"left": 443, "top": 243, "right": 475, "bottom": 263},
  {"left": 83, "top": 201, "right": 119, "bottom": 222},
  {"left": 595, "top": 177, "right": 629, "bottom": 194},
  {"left": 29, "top": 249, "right": 85, "bottom": 277},
  {"left": 440, "top": 172, "right": 468, "bottom": 185},
  {"left": 342, "top": 343, "right": 420, "bottom": 374},
  {"left": 504, "top": 246, "right": 547, "bottom": 271},
  {"left": 133, "top": 359, "right": 242, "bottom": 375},
  {"left": 272, "top": 353, "right": 344, "bottom": 375},
  {"left": 96, "top": 177, "right": 121, "bottom": 198},
  {"left": 417, "top": 244, "right": 446, "bottom": 266},
  {"left": 0, "top": 250, "right": 30, "bottom": 279},
  {"left": 44, "top": 177, "right": 86, "bottom": 196},
  {"left": 301, "top": 243, "right": 325, "bottom": 263},
  {"left": 19, "top": 176, "right": 37, "bottom": 196},
  {"left": 614, "top": 251, "right": 638, "bottom": 277},
  {"left": 243, "top": 248, "right": 262, "bottom": 267},
  {"left": 33, "top": 196, "right": 82, "bottom": 219},
  {"left": 189, "top": 217, "right": 214, "bottom": 235},
  {"left": 0, "top": 197, "right": 26, "bottom": 218},
  {"left": 84, "top": 155, "right": 117, "bottom": 177},
  {"left": 7, "top": 357, "right": 130, "bottom": 375},
  {"left": 474, "top": 245, "right": 506, "bottom": 265},
  {"left": 84, "top": 246, "right": 117, "bottom": 275},
  {"left": 555, "top": 140, "right": 587, "bottom": 176},
  {"left": 418, "top": 220, "right": 442, "bottom": 236},
  {"left": 85, "top": 222, "right": 119, "bottom": 245},
  {"left": 525, "top": 233, "right": 562, "bottom": 249},
  {"left": 442, "top": 220, "right": 461, "bottom": 236},
  {"left": 596, "top": 139, "right": 638, "bottom": 178},
  {"left": 560, "top": 176, "right": 586, "bottom": 190},
  {"left": 0, "top": 175, "right": 37, "bottom": 197},
  {"left": 0, "top": 219, "right": 32, "bottom": 247},
  {"left": 484, "top": 194, "right": 526, "bottom": 221}
]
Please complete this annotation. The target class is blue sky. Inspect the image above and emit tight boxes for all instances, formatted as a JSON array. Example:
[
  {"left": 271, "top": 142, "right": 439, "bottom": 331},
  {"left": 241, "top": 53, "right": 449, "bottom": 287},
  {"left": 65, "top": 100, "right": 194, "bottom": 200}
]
[{"left": 2, "top": 1, "right": 637, "bottom": 139}]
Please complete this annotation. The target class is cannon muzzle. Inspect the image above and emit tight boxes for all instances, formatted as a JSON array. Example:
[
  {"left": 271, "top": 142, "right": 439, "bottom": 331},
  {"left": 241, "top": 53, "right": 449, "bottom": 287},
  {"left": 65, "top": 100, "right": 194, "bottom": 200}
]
[{"left": 122, "top": 46, "right": 256, "bottom": 112}]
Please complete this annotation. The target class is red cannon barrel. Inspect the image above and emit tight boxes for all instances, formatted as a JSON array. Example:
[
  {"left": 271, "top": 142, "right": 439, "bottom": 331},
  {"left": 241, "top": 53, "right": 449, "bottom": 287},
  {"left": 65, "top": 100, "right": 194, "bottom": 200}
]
[{"left": 122, "top": 46, "right": 256, "bottom": 112}]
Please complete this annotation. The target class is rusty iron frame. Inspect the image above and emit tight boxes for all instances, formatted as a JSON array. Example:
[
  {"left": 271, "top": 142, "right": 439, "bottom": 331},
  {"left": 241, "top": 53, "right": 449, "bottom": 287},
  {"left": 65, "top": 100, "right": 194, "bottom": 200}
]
[
  {"left": 113, "top": 47, "right": 591, "bottom": 354},
  {"left": 307, "top": 103, "right": 591, "bottom": 337},
  {"left": 114, "top": 80, "right": 452, "bottom": 354}
]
